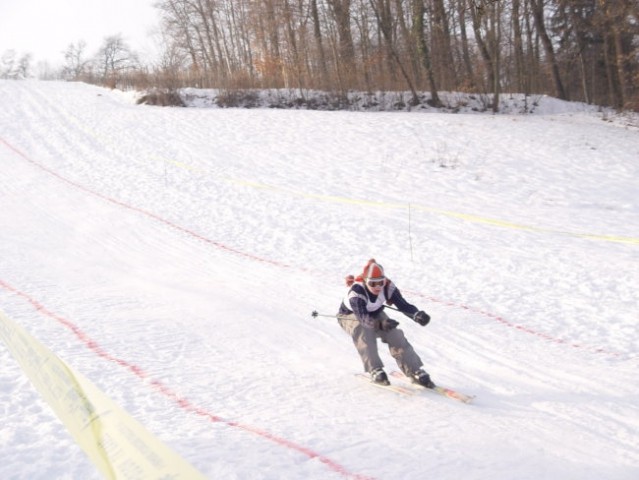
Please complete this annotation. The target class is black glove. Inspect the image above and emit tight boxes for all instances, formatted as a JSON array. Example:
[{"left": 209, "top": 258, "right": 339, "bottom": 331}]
[
  {"left": 379, "top": 318, "right": 399, "bottom": 331},
  {"left": 413, "top": 310, "right": 430, "bottom": 326}
]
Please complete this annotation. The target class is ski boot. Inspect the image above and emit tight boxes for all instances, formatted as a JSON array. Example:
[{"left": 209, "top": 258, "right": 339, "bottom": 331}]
[
  {"left": 411, "top": 369, "right": 435, "bottom": 389},
  {"left": 370, "top": 367, "right": 390, "bottom": 386}
]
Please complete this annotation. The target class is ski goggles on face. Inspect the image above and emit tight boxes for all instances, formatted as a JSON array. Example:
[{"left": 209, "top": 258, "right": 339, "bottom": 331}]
[{"left": 366, "top": 278, "right": 385, "bottom": 288}]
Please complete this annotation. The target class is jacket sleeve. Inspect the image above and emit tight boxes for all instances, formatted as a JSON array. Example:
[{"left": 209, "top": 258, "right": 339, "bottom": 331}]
[{"left": 386, "top": 282, "right": 419, "bottom": 318}]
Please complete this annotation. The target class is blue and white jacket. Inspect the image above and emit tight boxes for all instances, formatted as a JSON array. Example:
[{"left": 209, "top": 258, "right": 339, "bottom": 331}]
[{"left": 338, "top": 280, "right": 419, "bottom": 329}]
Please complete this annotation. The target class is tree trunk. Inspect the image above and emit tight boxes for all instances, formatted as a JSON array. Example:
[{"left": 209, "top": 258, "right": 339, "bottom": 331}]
[
  {"left": 470, "top": 1, "right": 495, "bottom": 92},
  {"left": 310, "top": 0, "right": 329, "bottom": 86},
  {"left": 530, "top": 0, "right": 567, "bottom": 100},
  {"left": 457, "top": 0, "right": 476, "bottom": 89},
  {"left": 370, "top": 0, "right": 419, "bottom": 104},
  {"left": 327, "top": 0, "right": 357, "bottom": 84},
  {"left": 490, "top": 1, "right": 502, "bottom": 112},
  {"left": 412, "top": 0, "right": 441, "bottom": 106},
  {"left": 432, "top": 0, "right": 456, "bottom": 89},
  {"left": 512, "top": 0, "right": 526, "bottom": 93}
]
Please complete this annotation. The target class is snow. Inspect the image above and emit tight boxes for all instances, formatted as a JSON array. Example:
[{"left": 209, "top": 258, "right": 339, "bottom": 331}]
[{"left": 1, "top": 79, "right": 638, "bottom": 480}]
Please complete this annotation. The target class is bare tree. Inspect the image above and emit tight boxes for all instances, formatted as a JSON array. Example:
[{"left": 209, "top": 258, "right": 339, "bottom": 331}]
[
  {"left": 512, "top": 0, "right": 527, "bottom": 93},
  {"left": 469, "top": 1, "right": 496, "bottom": 92},
  {"left": 530, "top": 0, "right": 567, "bottom": 99},
  {"left": 96, "top": 34, "right": 139, "bottom": 87},
  {"left": 431, "top": 0, "right": 456, "bottom": 89},
  {"left": 311, "top": 0, "right": 330, "bottom": 85},
  {"left": 95, "top": 0, "right": 639, "bottom": 111},
  {"left": 368, "top": 0, "right": 419, "bottom": 104},
  {"left": 1, "top": 50, "right": 18, "bottom": 79},
  {"left": 412, "top": 0, "right": 441, "bottom": 105},
  {"left": 327, "top": 0, "right": 357, "bottom": 87},
  {"left": 62, "top": 41, "right": 90, "bottom": 80},
  {"left": 455, "top": 0, "right": 476, "bottom": 89}
]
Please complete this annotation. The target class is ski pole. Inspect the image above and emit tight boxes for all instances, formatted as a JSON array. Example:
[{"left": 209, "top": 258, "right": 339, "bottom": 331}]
[
  {"left": 310, "top": 305, "right": 400, "bottom": 320},
  {"left": 311, "top": 310, "right": 347, "bottom": 319}
]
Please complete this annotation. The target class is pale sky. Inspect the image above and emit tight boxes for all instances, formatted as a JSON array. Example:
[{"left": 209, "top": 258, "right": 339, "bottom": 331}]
[{"left": 0, "top": 0, "right": 160, "bottom": 66}]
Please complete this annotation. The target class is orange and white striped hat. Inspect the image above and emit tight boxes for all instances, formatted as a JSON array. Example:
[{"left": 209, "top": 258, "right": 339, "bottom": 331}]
[{"left": 362, "top": 258, "right": 385, "bottom": 281}]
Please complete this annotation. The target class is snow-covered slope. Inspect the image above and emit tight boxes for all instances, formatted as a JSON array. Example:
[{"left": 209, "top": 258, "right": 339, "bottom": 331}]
[{"left": 1, "top": 80, "right": 638, "bottom": 480}]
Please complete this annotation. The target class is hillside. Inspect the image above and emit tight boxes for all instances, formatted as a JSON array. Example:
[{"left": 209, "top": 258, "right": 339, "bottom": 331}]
[{"left": 1, "top": 80, "right": 638, "bottom": 480}]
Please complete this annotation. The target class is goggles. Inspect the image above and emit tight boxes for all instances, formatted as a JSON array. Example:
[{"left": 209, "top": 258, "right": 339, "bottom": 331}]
[{"left": 366, "top": 278, "right": 385, "bottom": 288}]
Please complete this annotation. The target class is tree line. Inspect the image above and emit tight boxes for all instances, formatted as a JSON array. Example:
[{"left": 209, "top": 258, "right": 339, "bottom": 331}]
[
  {"left": 3, "top": 0, "right": 638, "bottom": 111},
  {"left": 152, "top": 0, "right": 639, "bottom": 110}
]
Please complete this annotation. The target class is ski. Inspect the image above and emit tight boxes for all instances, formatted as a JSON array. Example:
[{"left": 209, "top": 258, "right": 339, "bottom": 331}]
[
  {"left": 390, "top": 371, "right": 475, "bottom": 404},
  {"left": 355, "top": 373, "right": 415, "bottom": 396}
]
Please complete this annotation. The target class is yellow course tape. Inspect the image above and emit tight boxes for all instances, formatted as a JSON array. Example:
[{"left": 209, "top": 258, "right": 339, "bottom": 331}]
[
  {"left": 44, "top": 105, "right": 633, "bottom": 247},
  {"left": 0, "top": 310, "right": 207, "bottom": 480},
  {"left": 227, "top": 179, "right": 639, "bottom": 245},
  {"left": 36, "top": 109, "right": 634, "bottom": 246},
  {"left": 409, "top": 205, "right": 639, "bottom": 245},
  {"left": 27, "top": 93, "right": 632, "bottom": 247}
]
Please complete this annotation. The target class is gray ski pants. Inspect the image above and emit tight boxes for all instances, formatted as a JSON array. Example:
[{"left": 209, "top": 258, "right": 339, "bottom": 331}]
[{"left": 338, "top": 310, "right": 423, "bottom": 375}]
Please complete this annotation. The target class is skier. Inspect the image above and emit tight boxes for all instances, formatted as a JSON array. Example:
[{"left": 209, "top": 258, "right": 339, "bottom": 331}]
[{"left": 338, "top": 258, "right": 434, "bottom": 387}]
